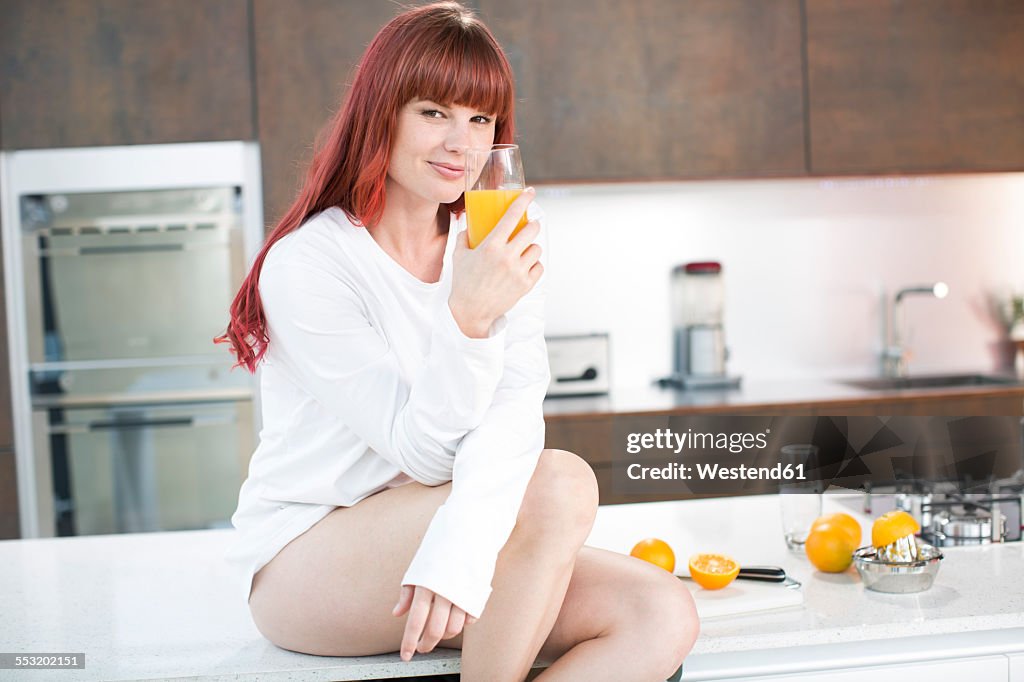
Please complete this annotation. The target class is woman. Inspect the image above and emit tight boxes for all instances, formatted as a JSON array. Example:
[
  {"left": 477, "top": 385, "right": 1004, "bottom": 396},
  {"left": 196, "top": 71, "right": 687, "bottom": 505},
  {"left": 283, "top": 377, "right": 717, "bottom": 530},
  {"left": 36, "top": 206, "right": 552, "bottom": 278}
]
[{"left": 217, "top": 3, "right": 698, "bottom": 680}]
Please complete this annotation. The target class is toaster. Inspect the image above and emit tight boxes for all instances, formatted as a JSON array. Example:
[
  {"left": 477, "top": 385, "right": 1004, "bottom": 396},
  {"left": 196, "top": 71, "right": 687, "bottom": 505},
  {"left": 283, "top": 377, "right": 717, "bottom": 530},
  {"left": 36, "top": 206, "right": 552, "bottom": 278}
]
[{"left": 545, "top": 334, "right": 610, "bottom": 397}]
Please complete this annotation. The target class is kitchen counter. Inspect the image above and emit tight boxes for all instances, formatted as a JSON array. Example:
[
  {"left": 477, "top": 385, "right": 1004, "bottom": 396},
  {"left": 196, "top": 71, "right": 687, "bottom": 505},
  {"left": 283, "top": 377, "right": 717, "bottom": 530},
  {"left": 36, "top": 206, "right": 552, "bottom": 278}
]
[
  {"left": 1, "top": 494, "right": 1022, "bottom": 681},
  {"left": 542, "top": 376, "right": 1024, "bottom": 418},
  {"left": 585, "top": 493, "right": 1024, "bottom": 679}
]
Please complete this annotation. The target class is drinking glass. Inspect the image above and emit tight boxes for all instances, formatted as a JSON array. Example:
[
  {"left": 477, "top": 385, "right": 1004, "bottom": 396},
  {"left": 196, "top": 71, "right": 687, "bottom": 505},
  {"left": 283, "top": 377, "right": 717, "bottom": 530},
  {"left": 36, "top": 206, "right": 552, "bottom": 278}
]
[
  {"left": 465, "top": 144, "right": 528, "bottom": 248},
  {"left": 781, "top": 494, "right": 823, "bottom": 551},
  {"left": 779, "top": 444, "right": 823, "bottom": 551}
]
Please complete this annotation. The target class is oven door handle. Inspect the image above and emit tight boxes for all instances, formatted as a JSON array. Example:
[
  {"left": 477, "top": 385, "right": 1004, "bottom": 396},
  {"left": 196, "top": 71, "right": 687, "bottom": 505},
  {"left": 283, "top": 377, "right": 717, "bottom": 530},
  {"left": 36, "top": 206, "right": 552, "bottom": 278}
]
[
  {"left": 46, "top": 412, "right": 236, "bottom": 435},
  {"left": 88, "top": 417, "right": 194, "bottom": 431}
]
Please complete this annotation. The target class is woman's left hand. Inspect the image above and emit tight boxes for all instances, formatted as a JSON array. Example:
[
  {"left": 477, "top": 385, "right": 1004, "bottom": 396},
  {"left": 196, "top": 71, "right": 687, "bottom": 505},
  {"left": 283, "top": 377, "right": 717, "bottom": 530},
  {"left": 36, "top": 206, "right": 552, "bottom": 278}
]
[{"left": 393, "top": 584, "right": 478, "bottom": 660}]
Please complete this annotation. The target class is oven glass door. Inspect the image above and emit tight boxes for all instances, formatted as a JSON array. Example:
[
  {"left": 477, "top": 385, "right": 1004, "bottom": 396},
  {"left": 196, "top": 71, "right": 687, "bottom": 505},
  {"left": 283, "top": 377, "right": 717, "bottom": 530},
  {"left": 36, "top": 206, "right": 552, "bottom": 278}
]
[{"left": 43, "top": 401, "right": 253, "bottom": 536}]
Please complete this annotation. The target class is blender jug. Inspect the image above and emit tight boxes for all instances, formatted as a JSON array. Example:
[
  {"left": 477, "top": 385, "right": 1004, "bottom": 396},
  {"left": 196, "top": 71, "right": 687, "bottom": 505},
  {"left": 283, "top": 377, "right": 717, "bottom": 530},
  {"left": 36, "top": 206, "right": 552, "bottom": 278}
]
[{"left": 672, "top": 262, "right": 725, "bottom": 376}]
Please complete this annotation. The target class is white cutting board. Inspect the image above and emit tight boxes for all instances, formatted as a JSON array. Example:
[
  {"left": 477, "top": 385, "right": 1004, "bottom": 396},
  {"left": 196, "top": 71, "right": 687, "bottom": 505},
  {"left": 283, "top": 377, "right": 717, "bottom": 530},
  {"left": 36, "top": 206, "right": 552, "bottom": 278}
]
[{"left": 681, "top": 579, "right": 804, "bottom": 619}]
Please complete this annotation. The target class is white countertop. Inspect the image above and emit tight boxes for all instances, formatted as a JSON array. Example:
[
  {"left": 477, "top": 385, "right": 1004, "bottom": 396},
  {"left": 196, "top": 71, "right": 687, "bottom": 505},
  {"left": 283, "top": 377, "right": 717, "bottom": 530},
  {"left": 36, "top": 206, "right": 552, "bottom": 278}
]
[
  {"left": 585, "top": 493, "right": 1024, "bottom": 679},
  {"left": 1, "top": 494, "right": 1022, "bottom": 681}
]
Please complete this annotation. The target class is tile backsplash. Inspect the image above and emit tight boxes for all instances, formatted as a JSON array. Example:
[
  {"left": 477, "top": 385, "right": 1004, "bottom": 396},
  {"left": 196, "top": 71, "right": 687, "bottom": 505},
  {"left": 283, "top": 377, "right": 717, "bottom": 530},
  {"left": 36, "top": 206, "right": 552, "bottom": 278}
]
[{"left": 537, "top": 173, "right": 1024, "bottom": 391}]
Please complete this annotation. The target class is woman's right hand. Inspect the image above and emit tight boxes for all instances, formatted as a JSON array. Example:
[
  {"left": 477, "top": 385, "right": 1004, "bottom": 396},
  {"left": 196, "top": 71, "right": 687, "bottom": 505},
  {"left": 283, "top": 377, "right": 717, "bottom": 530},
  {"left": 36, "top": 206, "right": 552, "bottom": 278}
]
[
  {"left": 393, "top": 584, "right": 478, "bottom": 660},
  {"left": 449, "top": 189, "right": 543, "bottom": 338}
]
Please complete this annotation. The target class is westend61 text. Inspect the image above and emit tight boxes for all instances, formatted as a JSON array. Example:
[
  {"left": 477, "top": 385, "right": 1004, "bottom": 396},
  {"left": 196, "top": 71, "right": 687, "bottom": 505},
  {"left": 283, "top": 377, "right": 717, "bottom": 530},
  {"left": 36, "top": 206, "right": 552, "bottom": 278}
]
[{"left": 627, "top": 462, "right": 807, "bottom": 481}]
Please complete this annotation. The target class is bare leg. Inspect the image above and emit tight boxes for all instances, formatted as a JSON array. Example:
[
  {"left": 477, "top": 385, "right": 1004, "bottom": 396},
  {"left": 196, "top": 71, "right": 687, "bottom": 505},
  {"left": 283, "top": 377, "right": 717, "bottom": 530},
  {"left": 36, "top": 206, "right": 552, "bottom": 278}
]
[
  {"left": 455, "top": 450, "right": 598, "bottom": 681},
  {"left": 248, "top": 450, "right": 697, "bottom": 680},
  {"left": 430, "top": 453, "right": 698, "bottom": 681},
  {"left": 246, "top": 448, "right": 589, "bottom": 662},
  {"left": 532, "top": 546, "right": 698, "bottom": 681}
]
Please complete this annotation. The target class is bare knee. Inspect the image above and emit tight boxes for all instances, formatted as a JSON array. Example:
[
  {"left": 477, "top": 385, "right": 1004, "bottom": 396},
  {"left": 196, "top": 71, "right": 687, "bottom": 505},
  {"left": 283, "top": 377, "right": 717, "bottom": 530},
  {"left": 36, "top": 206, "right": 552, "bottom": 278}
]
[
  {"left": 624, "top": 571, "right": 700, "bottom": 676},
  {"left": 517, "top": 449, "right": 599, "bottom": 543}
]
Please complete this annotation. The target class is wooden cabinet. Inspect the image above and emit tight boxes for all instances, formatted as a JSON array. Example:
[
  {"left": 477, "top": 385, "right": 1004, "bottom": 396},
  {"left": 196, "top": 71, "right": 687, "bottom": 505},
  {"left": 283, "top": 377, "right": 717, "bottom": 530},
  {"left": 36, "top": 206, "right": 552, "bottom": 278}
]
[
  {"left": 547, "top": 405, "right": 816, "bottom": 505},
  {"left": 816, "top": 393, "right": 1024, "bottom": 417},
  {"left": 0, "top": 247, "right": 12, "bottom": 452},
  {"left": 0, "top": 147, "right": 17, "bottom": 539},
  {"left": 2, "top": 0, "right": 1022, "bottom": 183},
  {"left": 0, "top": 449, "right": 18, "bottom": 540},
  {"left": 805, "top": 0, "right": 1024, "bottom": 175},
  {"left": 479, "top": 0, "right": 806, "bottom": 181},
  {"left": 548, "top": 393, "right": 1024, "bottom": 505},
  {"left": 0, "top": 0, "right": 254, "bottom": 149},
  {"left": 251, "top": 0, "right": 400, "bottom": 227}
]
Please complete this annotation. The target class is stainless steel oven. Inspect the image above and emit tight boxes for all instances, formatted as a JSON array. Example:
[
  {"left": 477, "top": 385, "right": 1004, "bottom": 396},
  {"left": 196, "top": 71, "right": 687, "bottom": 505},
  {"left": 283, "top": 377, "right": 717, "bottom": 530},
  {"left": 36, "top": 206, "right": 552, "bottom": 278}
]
[{"left": 1, "top": 142, "right": 264, "bottom": 537}]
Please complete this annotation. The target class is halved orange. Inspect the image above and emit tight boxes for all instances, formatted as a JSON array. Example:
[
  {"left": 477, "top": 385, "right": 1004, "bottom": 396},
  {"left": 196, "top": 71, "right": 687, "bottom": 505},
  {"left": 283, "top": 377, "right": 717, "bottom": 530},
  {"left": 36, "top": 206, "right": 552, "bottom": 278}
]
[
  {"left": 630, "top": 538, "right": 676, "bottom": 573},
  {"left": 688, "top": 553, "right": 740, "bottom": 590},
  {"left": 872, "top": 510, "right": 920, "bottom": 548}
]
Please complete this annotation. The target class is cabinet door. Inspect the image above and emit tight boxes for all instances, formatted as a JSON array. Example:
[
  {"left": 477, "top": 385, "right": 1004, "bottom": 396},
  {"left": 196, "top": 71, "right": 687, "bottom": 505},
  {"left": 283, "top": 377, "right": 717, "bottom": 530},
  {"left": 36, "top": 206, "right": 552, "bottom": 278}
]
[
  {"left": 0, "top": 187, "right": 10, "bottom": 451},
  {"left": 252, "top": 0, "right": 400, "bottom": 227},
  {"left": 806, "top": 0, "right": 1024, "bottom": 174},
  {"left": 0, "top": 147, "right": 15, "bottom": 539},
  {"left": 0, "top": 0, "right": 254, "bottom": 149},
  {"left": 479, "top": 0, "right": 806, "bottom": 181},
  {"left": 1009, "top": 653, "right": 1024, "bottom": 682}
]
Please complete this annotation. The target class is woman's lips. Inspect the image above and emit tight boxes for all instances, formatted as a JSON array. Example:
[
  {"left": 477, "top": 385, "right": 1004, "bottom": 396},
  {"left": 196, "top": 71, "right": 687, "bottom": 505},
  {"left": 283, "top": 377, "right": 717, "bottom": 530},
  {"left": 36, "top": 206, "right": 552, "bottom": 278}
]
[{"left": 429, "top": 162, "right": 464, "bottom": 180}]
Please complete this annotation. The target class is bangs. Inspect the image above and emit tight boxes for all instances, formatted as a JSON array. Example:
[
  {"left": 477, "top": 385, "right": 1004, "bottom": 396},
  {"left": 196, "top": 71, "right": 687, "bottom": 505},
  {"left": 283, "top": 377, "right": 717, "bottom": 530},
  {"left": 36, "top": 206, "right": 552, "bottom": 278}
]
[{"left": 398, "top": 22, "right": 514, "bottom": 119}]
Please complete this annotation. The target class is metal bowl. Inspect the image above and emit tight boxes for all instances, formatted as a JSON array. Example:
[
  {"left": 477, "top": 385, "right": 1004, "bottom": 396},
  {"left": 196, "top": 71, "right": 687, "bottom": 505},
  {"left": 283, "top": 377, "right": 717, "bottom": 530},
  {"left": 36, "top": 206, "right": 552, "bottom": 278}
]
[{"left": 852, "top": 542, "right": 943, "bottom": 593}]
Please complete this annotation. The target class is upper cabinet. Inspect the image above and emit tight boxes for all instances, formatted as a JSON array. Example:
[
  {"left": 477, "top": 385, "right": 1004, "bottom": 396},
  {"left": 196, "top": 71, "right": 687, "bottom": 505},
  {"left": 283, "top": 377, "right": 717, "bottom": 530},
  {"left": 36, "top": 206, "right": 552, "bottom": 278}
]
[
  {"left": 251, "top": 0, "right": 400, "bottom": 226},
  {"left": 805, "top": 0, "right": 1024, "bottom": 175},
  {"left": 0, "top": 0, "right": 255, "bottom": 149},
  {"left": 480, "top": 0, "right": 806, "bottom": 181},
  {"left": 0, "top": 0, "right": 1021, "bottom": 185}
]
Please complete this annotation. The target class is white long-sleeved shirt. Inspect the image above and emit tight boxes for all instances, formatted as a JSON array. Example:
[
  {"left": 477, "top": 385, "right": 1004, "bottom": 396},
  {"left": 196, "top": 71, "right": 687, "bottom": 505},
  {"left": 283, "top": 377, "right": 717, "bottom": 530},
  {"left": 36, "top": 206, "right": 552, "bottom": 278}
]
[{"left": 224, "top": 205, "right": 549, "bottom": 619}]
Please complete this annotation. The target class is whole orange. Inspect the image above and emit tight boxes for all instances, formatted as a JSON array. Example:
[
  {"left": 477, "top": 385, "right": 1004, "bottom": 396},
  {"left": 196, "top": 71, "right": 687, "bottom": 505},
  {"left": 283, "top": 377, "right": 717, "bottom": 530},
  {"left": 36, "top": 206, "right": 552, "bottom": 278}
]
[
  {"left": 811, "top": 513, "right": 862, "bottom": 548},
  {"left": 629, "top": 538, "right": 676, "bottom": 573},
  {"left": 805, "top": 522, "right": 856, "bottom": 573}
]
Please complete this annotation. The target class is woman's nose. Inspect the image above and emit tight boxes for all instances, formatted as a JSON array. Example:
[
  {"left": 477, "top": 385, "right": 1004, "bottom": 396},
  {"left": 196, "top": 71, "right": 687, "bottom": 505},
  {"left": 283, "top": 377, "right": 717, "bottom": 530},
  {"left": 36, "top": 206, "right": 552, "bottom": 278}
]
[{"left": 444, "top": 121, "right": 471, "bottom": 154}]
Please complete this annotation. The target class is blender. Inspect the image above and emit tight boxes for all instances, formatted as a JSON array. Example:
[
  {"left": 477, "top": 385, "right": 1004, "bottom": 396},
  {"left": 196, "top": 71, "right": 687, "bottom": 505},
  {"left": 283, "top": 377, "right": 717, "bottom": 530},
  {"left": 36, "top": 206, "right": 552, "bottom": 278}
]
[{"left": 663, "top": 261, "right": 741, "bottom": 390}]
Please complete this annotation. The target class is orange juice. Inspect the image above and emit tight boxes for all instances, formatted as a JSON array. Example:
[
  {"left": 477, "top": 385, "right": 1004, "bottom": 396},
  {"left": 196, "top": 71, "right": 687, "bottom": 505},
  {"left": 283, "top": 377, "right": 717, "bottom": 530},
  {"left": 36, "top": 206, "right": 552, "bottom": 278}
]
[{"left": 465, "top": 189, "right": 529, "bottom": 248}]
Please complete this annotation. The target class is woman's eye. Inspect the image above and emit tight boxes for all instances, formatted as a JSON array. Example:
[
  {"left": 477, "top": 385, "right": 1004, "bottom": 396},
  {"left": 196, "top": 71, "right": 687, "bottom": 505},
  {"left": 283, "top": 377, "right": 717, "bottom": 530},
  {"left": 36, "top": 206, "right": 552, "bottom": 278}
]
[
  {"left": 420, "top": 109, "right": 444, "bottom": 119},
  {"left": 472, "top": 115, "right": 493, "bottom": 124}
]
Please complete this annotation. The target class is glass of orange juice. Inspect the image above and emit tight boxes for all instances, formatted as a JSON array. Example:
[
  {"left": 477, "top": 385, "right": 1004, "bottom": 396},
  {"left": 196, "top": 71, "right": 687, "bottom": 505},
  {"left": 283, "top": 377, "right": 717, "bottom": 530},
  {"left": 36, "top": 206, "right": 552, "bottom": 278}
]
[{"left": 465, "top": 144, "right": 529, "bottom": 248}]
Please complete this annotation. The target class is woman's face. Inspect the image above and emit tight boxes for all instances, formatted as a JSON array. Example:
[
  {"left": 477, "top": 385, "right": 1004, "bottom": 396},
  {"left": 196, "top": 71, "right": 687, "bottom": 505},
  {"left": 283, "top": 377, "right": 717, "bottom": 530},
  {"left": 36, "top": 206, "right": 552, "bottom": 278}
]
[{"left": 386, "top": 98, "right": 497, "bottom": 209}]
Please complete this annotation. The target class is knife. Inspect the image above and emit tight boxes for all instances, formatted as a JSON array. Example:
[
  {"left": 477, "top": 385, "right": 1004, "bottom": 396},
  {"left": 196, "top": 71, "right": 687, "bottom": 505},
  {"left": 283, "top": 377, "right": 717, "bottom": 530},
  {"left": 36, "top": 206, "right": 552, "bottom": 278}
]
[{"left": 677, "top": 565, "right": 787, "bottom": 583}]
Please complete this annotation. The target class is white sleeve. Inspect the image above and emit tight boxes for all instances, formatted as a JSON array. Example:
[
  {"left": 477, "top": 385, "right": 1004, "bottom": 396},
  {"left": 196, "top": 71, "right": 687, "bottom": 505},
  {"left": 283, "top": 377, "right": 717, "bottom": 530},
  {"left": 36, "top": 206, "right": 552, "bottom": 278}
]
[
  {"left": 400, "top": 217, "right": 551, "bottom": 619},
  {"left": 259, "top": 259, "right": 506, "bottom": 486}
]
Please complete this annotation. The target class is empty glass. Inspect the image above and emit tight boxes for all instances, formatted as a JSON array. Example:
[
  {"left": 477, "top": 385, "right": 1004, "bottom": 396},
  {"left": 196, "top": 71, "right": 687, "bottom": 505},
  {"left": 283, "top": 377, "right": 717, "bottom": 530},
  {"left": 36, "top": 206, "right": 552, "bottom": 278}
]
[{"left": 779, "top": 444, "right": 823, "bottom": 551}]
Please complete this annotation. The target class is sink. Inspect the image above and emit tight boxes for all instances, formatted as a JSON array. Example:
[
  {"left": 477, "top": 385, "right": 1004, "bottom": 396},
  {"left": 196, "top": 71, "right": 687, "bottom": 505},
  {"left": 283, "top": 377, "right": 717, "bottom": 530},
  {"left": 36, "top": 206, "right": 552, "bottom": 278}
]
[{"left": 842, "top": 373, "right": 1021, "bottom": 391}]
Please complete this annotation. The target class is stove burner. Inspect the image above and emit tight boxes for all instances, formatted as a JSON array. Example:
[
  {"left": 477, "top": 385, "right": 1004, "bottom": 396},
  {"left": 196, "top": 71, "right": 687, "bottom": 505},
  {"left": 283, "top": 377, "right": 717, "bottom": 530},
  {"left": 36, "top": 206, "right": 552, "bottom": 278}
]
[{"left": 926, "top": 507, "right": 994, "bottom": 546}]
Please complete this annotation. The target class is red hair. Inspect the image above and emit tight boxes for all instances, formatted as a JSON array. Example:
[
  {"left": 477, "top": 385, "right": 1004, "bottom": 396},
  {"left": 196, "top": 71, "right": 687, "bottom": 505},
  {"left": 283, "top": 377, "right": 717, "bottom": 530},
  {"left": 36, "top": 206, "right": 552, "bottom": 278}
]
[{"left": 214, "top": 2, "right": 516, "bottom": 372}]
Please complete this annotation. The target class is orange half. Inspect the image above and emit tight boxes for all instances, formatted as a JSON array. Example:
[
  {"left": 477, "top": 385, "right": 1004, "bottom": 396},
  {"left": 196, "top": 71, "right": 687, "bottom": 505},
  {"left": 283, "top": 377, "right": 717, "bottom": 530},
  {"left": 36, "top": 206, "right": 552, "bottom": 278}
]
[
  {"left": 688, "top": 553, "right": 740, "bottom": 590},
  {"left": 872, "top": 510, "right": 920, "bottom": 548}
]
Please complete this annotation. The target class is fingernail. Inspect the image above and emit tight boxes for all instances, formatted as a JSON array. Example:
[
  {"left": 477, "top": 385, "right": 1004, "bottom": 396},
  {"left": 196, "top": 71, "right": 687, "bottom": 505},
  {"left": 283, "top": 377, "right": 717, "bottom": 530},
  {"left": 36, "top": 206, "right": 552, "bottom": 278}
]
[
  {"left": 526, "top": 186, "right": 536, "bottom": 194},
  {"left": 401, "top": 650, "right": 411, "bottom": 661}
]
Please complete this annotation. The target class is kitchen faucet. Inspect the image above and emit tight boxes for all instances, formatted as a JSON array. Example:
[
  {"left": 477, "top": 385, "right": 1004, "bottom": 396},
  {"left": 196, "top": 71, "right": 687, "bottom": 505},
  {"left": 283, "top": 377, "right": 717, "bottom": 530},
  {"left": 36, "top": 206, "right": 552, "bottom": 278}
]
[{"left": 882, "top": 282, "right": 949, "bottom": 378}]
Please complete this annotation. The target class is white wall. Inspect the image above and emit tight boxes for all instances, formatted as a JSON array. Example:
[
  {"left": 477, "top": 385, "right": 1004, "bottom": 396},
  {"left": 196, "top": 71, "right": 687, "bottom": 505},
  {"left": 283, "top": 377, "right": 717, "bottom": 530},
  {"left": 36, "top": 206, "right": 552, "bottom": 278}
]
[{"left": 538, "top": 173, "right": 1024, "bottom": 390}]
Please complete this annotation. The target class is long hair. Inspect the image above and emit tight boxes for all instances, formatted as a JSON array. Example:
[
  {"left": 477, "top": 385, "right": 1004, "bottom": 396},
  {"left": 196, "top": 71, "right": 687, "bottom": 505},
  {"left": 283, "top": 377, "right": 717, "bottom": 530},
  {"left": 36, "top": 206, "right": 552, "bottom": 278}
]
[{"left": 214, "top": 2, "right": 516, "bottom": 372}]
